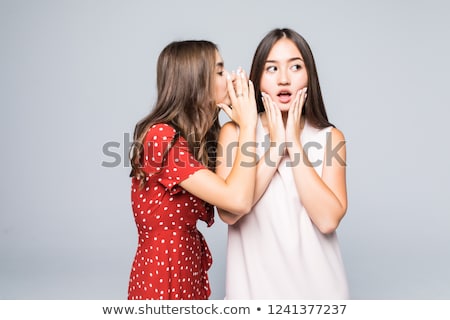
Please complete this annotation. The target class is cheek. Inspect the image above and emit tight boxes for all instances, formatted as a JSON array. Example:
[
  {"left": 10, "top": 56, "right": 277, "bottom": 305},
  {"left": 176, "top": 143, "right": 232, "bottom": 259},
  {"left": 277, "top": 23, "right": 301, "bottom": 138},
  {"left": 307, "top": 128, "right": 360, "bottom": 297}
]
[
  {"left": 220, "top": 78, "right": 228, "bottom": 92},
  {"left": 260, "top": 80, "right": 279, "bottom": 102},
  {"left": 295, "top": 72, "right": 309, "bottom": 88},
  {"left": 222, "top": 81, "right": 229, "bottom": 97},
  {"left": 214, "top": 79, "right": 229, "bottom": 103},
  {"left": 299, "top": 79, "right": 308, "bottom": 89},
  {"left": 259, "top": 76, "right": 272, "bottom": 93}
]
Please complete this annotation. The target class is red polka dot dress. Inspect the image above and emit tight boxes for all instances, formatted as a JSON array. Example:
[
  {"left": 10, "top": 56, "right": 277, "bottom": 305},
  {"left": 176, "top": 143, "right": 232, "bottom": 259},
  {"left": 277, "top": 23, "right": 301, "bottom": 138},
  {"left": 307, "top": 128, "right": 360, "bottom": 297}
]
[{"left": 128, "top": 123, "right": 214, "bottom": 300}]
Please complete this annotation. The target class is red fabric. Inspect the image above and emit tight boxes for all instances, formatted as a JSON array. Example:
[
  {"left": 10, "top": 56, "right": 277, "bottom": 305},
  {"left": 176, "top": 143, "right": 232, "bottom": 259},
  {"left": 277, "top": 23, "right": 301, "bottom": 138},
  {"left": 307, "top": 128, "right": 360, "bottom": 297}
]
[{"left": 128, "top": 123, "right": 214, "bottom": 300}]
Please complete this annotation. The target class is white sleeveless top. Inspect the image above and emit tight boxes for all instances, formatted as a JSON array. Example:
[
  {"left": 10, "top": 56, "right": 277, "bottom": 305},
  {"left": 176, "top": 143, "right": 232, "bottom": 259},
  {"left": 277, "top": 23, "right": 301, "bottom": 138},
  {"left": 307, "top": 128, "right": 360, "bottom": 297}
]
[{"left": 225, "top": 116, "right": 349, "bottom": 299}]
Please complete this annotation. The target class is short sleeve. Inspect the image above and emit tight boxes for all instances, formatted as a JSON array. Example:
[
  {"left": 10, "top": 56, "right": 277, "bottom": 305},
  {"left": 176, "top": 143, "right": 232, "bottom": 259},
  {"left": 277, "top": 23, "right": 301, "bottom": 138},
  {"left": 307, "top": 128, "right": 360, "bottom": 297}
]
[{"left": 143, "top": 124, "right": 205, "bottom": 194}]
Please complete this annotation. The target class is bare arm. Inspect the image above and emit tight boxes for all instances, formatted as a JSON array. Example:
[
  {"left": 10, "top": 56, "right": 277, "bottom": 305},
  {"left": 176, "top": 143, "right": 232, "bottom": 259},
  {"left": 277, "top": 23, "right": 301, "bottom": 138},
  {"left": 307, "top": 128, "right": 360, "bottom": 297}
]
[
  {"left": 286, "top": 90, "right": 347, "bottom": 234},
  {"left": 216, "top": 136, "right": 281, "bottom": 225},
  {"left": 180, "top": 125, "right": 257, "bottom": 215},
  {"left": 215, "top": 124, "right": 285, "bottom": 225},
  {"left": 288, "top": 128, "right": 347, "bottom": 234},
  {"left": 216, "top": 93, "right": 288, "bottom": 225},
  {"left": 180, "top": 70, "right": 258, "bottom": 215}
]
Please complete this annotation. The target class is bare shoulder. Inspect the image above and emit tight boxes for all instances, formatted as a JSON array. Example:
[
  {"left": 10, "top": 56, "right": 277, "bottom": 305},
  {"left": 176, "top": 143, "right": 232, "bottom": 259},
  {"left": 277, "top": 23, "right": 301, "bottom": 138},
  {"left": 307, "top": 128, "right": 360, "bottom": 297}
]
[
  {"left": 327, "top": 127, "right": 347, "bottom": 166},
  {"left": 219, "top": 121, "right": 239, "bottom": 141},
  {"left": 217, "top": 121, "right": 239, "bottom": 171},
  {"left": 330, "top": 126, "right": 346, "bottom": 142}
]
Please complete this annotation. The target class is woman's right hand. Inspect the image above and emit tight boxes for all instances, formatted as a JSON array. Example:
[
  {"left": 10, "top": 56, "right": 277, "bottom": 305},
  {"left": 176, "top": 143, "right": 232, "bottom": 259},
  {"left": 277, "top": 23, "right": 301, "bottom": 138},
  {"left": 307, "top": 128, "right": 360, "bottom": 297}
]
[
  {"left": 219, "top": 69, "right": 257, "bottom": 129},
  {"left": 261, "top": 92, "right": 286, "bottom": 150}
]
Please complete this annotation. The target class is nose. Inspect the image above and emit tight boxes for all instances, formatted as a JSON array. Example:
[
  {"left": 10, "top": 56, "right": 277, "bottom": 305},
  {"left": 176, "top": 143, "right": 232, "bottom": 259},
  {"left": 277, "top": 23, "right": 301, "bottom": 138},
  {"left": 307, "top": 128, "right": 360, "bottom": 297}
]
[{"left": 277, "top": 67, "right": 290, "bottom": 85}]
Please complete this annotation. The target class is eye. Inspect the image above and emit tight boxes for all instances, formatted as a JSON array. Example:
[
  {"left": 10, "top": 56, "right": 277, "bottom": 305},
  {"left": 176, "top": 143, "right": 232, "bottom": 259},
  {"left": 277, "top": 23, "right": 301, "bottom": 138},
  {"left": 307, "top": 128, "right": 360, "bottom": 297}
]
[
  {"left": 217, "top": 71, "right": 224, "bottom": 76},
  {"left": 266, "top": 65, "right": 277, "bottom": 73},
  {"left": 290, "top": 64, "right": 302, "bottom": 71}
]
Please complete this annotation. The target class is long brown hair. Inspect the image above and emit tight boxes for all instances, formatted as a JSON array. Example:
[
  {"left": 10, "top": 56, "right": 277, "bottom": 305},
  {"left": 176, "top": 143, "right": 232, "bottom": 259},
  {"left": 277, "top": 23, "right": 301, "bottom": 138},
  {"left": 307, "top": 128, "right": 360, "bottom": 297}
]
[
  {"left": 250, "top": 28, "right": 334, "bottom": 129},
  {"left": 129, "top": 40, "right": 221, "bottom": 187}
]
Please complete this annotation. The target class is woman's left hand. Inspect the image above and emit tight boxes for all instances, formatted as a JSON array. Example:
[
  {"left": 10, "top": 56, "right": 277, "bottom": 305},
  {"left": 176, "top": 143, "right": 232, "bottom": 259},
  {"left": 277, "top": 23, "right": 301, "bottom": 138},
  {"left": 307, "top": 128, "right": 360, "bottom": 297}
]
[
  {"left": 219, "top": 69, "right": 257, "bottom": 129},
  {"left": 285, "top": 87, "right": 307, "bottom": 145}
]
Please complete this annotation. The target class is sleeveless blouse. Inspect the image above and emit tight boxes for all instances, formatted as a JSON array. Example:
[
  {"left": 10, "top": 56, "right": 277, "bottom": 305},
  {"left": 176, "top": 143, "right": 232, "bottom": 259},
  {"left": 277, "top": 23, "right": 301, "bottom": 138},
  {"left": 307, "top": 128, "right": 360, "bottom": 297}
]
[{"left": 225, "top": 117, "right": 349, "bottom": 299}]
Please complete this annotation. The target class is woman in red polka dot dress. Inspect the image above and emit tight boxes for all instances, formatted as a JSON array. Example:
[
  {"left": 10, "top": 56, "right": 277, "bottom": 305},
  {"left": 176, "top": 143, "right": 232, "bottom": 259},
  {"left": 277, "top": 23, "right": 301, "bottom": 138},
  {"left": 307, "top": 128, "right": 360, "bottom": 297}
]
[{"left": 128, "top": 40, "right": 257, "bottom": 300}]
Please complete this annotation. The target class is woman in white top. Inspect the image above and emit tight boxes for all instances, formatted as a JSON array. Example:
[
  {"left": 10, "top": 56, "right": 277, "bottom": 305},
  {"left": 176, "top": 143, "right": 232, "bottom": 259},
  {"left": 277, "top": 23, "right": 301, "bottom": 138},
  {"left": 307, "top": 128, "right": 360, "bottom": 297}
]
[{"left": 216, "top": 28, "right": 349, "bottom": 299}]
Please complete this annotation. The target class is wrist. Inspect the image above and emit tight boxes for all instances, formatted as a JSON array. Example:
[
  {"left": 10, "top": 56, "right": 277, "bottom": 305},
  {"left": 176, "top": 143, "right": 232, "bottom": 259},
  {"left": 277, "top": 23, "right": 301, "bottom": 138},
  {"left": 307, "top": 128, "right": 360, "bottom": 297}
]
[
  {"left": 286, "top": 140, "right": 303, "bottom": 159},
  {"left": 238, "top": 123, "right": 257, "bottom": 134}
]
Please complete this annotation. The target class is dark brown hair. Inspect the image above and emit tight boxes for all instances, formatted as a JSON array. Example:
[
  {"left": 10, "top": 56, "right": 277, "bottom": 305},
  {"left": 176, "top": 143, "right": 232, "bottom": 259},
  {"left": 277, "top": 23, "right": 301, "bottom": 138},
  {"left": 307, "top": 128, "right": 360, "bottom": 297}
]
[
  {"left": 129, "top": 40, "right": 220, "bottom": 188},
  {"left": 250, "top": 28, "right": 334, "bottom": 129}
]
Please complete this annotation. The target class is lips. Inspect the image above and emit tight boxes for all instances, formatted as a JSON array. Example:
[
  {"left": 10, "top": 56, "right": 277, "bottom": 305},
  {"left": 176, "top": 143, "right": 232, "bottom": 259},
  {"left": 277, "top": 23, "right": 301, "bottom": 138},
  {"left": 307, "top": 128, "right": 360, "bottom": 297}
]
[{"left": 277, "top": 90, "right": 292, "bottom": 104}]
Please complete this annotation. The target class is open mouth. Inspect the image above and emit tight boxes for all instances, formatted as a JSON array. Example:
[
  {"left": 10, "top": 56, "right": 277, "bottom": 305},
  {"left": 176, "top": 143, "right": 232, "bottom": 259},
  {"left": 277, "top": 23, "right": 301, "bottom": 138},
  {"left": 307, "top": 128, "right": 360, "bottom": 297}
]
[
  {"left": 277, "top": 91, "right": 291, "bottom": 97},
  {"left": 277, "top": 91, "right": 292, "bottom": 103}
]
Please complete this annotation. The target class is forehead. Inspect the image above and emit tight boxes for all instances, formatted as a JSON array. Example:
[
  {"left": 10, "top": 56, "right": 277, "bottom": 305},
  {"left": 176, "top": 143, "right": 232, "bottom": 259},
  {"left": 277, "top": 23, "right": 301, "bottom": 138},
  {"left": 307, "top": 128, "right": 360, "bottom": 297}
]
[
  {"left": 215, "top": 50, "right": 223, "bottom": 63},
  {"left": 267, "top": 38, "right": 303, "bottom": 61}
]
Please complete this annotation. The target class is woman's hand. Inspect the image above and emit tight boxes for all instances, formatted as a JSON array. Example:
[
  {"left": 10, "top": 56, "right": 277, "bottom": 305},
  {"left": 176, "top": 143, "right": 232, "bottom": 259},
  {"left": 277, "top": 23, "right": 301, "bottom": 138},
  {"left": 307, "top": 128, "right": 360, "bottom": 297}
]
[
  {"left": 261, "top": 92, "right": 286, "bottom": 153},
  {"left": 218, "top": 69, "right": 257, "bottom": 129},
  {"left": 285, "top": 87, "right": 307, "bottom": 145}
]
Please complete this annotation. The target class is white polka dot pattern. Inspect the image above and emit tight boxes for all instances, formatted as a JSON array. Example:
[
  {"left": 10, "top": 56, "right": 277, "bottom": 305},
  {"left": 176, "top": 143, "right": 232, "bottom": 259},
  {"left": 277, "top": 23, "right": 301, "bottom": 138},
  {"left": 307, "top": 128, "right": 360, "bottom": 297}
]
[{"left": 128, "top": 124, "right": 214, "bottom": 300}]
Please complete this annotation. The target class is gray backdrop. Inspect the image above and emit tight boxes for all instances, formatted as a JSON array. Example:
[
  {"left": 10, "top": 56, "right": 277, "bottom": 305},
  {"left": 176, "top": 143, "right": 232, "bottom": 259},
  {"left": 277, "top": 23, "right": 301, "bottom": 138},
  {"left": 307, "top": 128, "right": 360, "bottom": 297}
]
[{"left": 1, "top": 0, "right": 449, "bottom": 299}]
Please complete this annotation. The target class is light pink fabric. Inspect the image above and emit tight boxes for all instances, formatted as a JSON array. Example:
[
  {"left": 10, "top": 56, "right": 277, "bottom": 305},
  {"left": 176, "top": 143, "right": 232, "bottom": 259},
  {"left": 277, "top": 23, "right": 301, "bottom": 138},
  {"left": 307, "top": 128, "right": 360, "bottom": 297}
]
[{"left": 225, "top": 116, "right": 349, "bottom": 299}]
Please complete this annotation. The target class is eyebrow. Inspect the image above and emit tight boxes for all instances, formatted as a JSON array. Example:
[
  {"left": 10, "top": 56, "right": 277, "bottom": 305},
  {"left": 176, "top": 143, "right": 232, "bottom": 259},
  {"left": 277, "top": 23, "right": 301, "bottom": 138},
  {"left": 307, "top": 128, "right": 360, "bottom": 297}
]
[{"left": 265, "top": 57, "right": 303, "bottom": 63}]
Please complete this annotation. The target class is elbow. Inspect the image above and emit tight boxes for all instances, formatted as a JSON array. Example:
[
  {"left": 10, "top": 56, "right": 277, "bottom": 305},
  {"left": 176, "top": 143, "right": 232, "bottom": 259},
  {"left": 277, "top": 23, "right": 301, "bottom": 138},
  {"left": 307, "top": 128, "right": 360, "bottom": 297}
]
[
  {"left": 217, "top": 199, "right": 252, "bottom": 226},
  {"left": 316, "top": 208, "right": 347, "bottom": 235},
  {"left": 223, "top": 193, "right": 253, "bottom": 216},
  {"left": 224, "top": 206, "right": 250, "bottom": 224},
  {"left": 223, "top": 216, "right": 240, "bottom": 226},
  {"left": 218, "top": 209, "right": 243, "bottom": 226},
  {"left": 232, "top": 205, "right": 252, "bottom": 217},
  {"left": 317, "top": 221, "right": 339, "bottom": 235},
  {"left": 231, "top": 197, "right": 253, "bottom": 216}
]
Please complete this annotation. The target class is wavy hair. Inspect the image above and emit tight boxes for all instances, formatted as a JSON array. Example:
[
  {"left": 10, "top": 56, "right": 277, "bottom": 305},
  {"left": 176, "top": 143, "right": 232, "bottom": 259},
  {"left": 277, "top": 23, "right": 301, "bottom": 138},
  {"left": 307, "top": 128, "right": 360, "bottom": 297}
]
[
  {"left": 250, "top": 28, "right": 334, "bottom": 129},
  {"left": 129, "top": 40, "right": 220, "bottom": 188}
]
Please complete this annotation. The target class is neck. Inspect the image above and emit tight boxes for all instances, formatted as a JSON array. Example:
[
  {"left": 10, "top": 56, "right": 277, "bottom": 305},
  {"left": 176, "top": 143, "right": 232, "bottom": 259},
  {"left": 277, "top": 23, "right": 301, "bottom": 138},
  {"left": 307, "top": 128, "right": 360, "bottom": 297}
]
[
  {"left": 260, "top": 112, "right": 305, "bottom": 130},
  {"left": 282, "top": 111, "right": 288, "bottom": 125}
]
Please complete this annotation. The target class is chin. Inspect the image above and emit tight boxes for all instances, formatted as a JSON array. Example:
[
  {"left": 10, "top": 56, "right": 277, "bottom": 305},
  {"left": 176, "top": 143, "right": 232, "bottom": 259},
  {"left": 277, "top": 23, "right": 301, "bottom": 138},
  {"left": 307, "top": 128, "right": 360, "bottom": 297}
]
[{"left": 278, "top": 104, "right": 290, "bottom": 112}]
